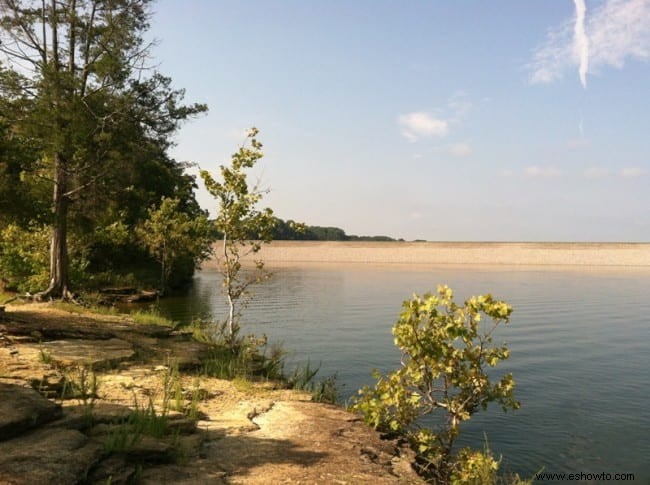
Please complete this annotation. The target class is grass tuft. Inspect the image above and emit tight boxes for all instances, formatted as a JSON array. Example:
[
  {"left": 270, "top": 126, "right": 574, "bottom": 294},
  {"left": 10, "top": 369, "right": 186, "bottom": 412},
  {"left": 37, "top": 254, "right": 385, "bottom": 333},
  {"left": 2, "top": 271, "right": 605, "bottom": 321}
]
[{"left": 131, "top": 307, "right": 174, "bottom": 327}]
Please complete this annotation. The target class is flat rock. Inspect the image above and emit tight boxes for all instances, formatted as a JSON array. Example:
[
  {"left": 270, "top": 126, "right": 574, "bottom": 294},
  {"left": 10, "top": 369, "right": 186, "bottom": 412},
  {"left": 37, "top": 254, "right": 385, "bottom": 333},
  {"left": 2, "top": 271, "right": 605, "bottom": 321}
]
[
  {"left": 0, "top": 382, "right": 62, "bottom": 440},
  {"left": 24, "top": 337, "right": 135, "bottom": 368},
  {"left": 206, "top": 401, "right": 424, "bottom": 484},
  {"left": 0, "top": 427, "right": 104, "bottom": 484},
  {"left": 127, "top": 435, "right": 176, "bottom": 464},
  {"left": 0, "top": 346, "right": 66, "bottom": 396},
  {"left": 86, "top": 455, "right": 138, "bottom": 484},
  {"left": 148, "top": 337, "right": 212, "bottom": 369}
]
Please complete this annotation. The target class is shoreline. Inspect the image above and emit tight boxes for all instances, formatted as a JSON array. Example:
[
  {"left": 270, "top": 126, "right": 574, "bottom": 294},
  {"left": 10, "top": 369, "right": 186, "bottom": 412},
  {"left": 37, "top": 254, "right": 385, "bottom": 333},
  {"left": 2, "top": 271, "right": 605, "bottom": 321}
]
[
  {"left": 0, "top": 303, "right": 422, "bottom": 483},
  {"left": 202, "top": 241, "right": 650, "bottom": 268}
]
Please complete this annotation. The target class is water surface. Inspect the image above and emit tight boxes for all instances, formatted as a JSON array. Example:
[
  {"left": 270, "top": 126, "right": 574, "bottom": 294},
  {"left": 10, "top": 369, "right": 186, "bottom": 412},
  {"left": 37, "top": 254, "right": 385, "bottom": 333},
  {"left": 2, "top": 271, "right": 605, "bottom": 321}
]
[{"left": 154, "top": 264, "right": 650, "bottom": 479}]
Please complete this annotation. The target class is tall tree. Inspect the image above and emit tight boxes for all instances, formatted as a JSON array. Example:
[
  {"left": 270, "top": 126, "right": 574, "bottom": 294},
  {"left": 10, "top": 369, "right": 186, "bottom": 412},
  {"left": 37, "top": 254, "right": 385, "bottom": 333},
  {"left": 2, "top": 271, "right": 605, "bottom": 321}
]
[{"left": 0, "top": 0, "right": 206, "bottom": 299}]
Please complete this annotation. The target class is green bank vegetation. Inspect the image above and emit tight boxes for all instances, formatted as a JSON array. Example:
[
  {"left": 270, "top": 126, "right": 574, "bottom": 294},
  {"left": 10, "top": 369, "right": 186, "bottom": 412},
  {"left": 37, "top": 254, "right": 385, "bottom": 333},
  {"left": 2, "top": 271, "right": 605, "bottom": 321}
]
[
  {"left": 0, "top": 0, "right": 209, "bottom": 298},
  {"left": 352, "top": 286, "right": 528, "bottom": 484}
]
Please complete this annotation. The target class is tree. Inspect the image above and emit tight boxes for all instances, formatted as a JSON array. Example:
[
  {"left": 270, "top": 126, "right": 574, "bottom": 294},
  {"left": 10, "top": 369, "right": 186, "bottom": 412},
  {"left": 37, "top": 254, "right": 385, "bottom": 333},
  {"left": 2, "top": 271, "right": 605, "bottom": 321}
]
[
  {"left": 351, "top": 285, "right": 519, "bottom": 483},
  {"left": 0, "top": 0, "right": 206, "bottom": 299},
  {"left": 200, "top": 127, "right": 276, "bottom": 345},
  {"left": 137, "top": 196, "right": 213, "bottom": 292}
]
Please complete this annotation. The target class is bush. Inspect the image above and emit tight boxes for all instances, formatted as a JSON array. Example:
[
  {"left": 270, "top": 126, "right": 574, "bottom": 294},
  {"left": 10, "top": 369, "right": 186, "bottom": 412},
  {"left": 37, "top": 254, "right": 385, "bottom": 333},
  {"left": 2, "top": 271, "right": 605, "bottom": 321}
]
[{"left": 351, "top": 285, "right": 519, "bottom": 482}]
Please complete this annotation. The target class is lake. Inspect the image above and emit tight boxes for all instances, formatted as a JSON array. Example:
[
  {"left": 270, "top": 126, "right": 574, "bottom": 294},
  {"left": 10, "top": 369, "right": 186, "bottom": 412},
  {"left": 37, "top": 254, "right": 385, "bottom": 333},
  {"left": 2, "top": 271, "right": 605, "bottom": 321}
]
[{"left": 153, "top": 264, "right": 650, "bottom": 480}]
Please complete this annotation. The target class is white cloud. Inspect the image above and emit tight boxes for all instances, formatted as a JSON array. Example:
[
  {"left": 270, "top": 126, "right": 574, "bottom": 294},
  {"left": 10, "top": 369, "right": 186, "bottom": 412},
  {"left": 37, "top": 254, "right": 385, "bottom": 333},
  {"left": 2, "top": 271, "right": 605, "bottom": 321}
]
[
  {"left": 398, "top": 112, "right": 449, "bottom": 142},
  {"left": 501, "top": 169, "right": 514, "bottom": 177},
  {"left": 584, "top": 166, "right": 610, "bottom": 178},
  {"left": 449, "top": 143, "right": 472, "bottom": 157},
  {"left": 525, "top": 165, "right": 563, "bottom": 177},
  {"left": 410, "top": 211, "right": 423, "bottom": 220},
  {"left": 574, "top": 0, "right": 589, "bottom": 88},
  {"left": 398, "top": 93, "right": 472, "bottom": 142},
  {"left": 620, "top": 167, "right": 647, "bottom": 177},
  {"left": 530, "top": 0, "right": 650, "bottom": 86}
]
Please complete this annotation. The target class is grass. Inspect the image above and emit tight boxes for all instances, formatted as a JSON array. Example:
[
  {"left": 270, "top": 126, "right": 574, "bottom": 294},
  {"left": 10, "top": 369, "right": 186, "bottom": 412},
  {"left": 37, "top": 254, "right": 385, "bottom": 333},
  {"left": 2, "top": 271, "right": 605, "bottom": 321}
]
[
  {"left": 288, "top": 360, "right": 340, "bottom": 404},
  {"left": 104, "top": 366, "right": 204, "bottom": 458},
  {"left": 0, "top": 290, "right": 29, "bottom": 306},
  {"left": 311, "top": 373, "right": 339, "bottom": 404},
  {"left": 190, "top": 320, "right": 340, "bottom": 403},
  {"left": 38, "top": 348, "right": 53, "bottom": 365},
  {"left": 131, "top": 307, "right": 174, "bottom": 327},
  {"left": 104, "top": 399, "right": 174, "bottom": 453},
  {"left": 50, "top": 299, "right": 120, "bottom": 316}
]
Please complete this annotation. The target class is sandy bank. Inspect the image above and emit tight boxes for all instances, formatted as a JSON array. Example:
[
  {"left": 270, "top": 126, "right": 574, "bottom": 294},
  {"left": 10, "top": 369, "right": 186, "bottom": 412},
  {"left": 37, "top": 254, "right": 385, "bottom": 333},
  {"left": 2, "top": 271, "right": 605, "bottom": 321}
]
[{"left": 203, "top": 241, "right": 650, "bottom": 268}]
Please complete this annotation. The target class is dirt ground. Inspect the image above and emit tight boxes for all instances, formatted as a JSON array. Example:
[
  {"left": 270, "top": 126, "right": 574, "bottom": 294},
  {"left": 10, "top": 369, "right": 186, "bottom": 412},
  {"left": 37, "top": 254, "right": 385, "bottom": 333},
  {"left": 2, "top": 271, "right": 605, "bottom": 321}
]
[{"left": 0, "top": 303, "right": 422, "bottom": 484}]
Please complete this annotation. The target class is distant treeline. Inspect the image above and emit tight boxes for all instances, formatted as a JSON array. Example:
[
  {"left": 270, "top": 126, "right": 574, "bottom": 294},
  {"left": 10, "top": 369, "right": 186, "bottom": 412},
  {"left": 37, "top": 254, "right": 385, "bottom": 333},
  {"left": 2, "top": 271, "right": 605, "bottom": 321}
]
[{"left": 271, "top": 218, "right": 403, "bottom": 242}]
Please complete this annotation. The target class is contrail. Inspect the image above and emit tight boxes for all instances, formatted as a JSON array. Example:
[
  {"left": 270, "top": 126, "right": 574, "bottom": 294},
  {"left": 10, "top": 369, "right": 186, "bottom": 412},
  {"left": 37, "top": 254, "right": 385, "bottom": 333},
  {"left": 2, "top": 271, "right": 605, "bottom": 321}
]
[
  {"left": 579, "top": 115, "right": 584, "bottom": 137},
  {"left": 573, "top": 0, "right": 589, "bottom": 88}
]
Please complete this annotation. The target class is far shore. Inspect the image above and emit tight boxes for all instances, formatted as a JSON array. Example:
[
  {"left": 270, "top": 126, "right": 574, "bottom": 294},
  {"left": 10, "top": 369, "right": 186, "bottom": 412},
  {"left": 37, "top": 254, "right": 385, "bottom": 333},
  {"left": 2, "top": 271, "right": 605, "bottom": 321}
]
[{"left": 202, "top": 241, "right": 650, "bottom": 268}]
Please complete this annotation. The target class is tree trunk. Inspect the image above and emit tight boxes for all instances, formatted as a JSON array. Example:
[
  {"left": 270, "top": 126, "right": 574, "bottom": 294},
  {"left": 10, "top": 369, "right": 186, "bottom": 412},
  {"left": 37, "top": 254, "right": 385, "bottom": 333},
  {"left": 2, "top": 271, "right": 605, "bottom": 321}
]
[
  {"left": 227, "top": 291, "right": 235, "bottom": 342},
  {"left": 36, "top": 153, "right": 72, "bottom": 300}
]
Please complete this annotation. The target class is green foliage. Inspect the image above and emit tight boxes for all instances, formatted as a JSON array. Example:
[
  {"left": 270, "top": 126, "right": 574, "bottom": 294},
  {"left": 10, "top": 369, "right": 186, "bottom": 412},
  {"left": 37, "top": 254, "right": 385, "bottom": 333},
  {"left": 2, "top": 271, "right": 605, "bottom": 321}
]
[
  {"left": 200, "top": 127, "right": 276, "bottom": 344},
  {"left": 351, "top": 285, "right": 519, "bottom": 482},
  {"left": 0, "top": 0, "right": 207, "bottom": 298},
  {"left": 0, "top": 223, "right": 50, "bottom": 292},
  {"left": 451, "top": 440, "right": 533, "bottom": 485},
  {"left": 270, "top": 217, "right": 396, "bottom": 241},
  {"left": 450, "top": 447, "right": 500, "bottom": 485},
  {"left": 136, "top": 197, "right": 214, "bottom": 291}
]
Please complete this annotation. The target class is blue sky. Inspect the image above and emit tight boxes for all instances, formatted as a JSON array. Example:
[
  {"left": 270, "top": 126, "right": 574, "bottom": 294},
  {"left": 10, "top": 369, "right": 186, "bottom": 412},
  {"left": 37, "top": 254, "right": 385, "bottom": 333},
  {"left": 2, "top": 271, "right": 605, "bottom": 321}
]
[{"left": 148, "top": 0, "right": 650, "bottom": 242}]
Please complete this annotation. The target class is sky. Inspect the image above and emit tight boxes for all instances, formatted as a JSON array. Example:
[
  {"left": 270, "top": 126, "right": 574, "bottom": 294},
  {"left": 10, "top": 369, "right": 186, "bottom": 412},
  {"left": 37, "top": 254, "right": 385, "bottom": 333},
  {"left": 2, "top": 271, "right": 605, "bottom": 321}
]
[{"left": 146, "top": 0, "right": 650, "bottom": 242}]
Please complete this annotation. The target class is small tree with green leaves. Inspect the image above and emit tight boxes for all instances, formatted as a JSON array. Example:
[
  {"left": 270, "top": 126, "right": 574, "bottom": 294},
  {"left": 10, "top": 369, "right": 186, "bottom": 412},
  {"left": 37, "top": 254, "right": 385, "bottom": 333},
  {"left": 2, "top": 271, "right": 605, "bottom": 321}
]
[
  {"left": 137, "top": 197, "right": 213, "bottom": 292},
  {"left": 352, "top": 285, "right": 520, "bottom": 483},
  {"left": 200, "top": 128, "right": 276, "bottom": 345}
]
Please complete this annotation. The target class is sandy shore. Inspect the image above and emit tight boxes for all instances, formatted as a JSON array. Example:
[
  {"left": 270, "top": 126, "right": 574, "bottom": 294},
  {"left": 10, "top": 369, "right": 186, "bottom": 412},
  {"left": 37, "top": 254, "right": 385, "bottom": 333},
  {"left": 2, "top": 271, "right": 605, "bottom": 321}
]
[{"left": 202, "top": 241, "right": 650, "bottom": 268}]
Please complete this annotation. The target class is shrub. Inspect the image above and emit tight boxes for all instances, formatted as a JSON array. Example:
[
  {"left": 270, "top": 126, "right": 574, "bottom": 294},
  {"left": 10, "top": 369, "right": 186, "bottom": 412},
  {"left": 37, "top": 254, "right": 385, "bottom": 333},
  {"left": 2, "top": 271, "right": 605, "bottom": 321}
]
[{"left": 352, "top": 285, "right": 519, "bottom": 482}]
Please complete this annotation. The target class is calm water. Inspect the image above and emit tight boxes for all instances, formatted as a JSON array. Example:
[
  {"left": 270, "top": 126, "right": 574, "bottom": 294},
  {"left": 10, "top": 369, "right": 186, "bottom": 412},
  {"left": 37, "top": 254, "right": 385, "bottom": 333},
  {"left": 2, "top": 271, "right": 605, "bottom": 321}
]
[{"left": 153, "top": 264, "right": 650, "bottom": 480}]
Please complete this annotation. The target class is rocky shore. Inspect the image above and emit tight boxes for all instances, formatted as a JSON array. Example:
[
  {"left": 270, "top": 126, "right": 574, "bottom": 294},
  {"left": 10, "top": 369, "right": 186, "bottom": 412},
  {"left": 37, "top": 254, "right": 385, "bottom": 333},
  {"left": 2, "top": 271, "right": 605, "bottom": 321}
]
[{"left": 0, "top": 303, "right": 421, "bottom": 484}]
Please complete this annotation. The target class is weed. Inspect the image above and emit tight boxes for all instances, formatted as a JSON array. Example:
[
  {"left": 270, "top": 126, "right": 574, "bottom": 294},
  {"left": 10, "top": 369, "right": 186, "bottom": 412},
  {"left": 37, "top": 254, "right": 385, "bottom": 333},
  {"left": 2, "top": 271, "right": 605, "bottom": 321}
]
[
  {"left": 131, "top": 307, "right": 174, "bottom": 327},
  {"left": 159, "top": 362, "right": 184, "bottom": 413},
  {"left": 232, "top": 376, "right": 255, "bottom": 393},
  {"left": 104, "top": 398, "right": 170, "bottom": 453},
  {"left": 186, "top": 378, "right": 202, "bottom": 421},
  {"left": 311, "top": 373, "right": 340, "bottom": 404},
  {"left": 287, "top": 359, "right": 320, "bottom": 390},
  {"left": 57, "top": 365, "right": 100, "bottom": 425},
  {"left": 287, "top": 360, "right": 339, "bottom": 404},
  {"left": 38, "top": 348, "right": 52, "bottom": 365}
]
